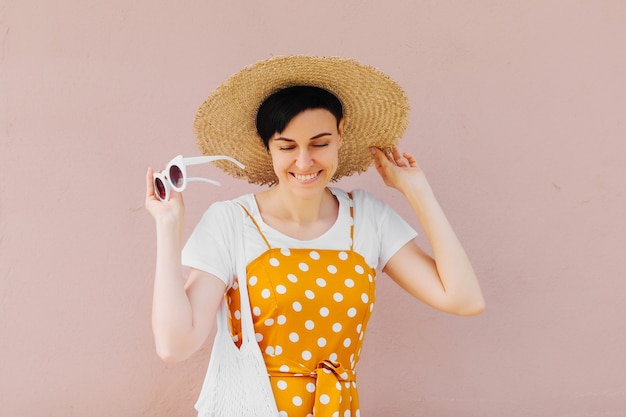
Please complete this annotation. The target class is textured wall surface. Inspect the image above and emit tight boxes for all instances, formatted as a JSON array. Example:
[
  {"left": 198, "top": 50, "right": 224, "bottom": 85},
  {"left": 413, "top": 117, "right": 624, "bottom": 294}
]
[{"left": 1, "top": 1, "right": 625, "bottom": 416}]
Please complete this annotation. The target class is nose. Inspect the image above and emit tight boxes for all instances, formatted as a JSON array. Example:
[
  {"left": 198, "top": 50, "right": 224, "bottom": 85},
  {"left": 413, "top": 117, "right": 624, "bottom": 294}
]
[{"left": 295, "top": 149, "right": 314, "bottom": 170}]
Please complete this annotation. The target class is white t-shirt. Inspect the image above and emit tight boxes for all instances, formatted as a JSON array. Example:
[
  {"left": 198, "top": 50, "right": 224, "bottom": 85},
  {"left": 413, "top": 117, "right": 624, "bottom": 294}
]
[{"left": 182, "top": 187, "right": 417, "bottom": 288}]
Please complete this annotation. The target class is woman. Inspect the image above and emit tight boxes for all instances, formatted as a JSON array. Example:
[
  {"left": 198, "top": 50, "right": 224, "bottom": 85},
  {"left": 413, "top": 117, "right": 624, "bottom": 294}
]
[{"left": 146, "top": 56, "right": 484, "bottom": 417}]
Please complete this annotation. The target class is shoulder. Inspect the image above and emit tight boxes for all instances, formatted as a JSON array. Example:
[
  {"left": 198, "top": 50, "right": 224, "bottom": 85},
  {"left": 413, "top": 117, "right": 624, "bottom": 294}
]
[
  {"left": 197, "top": 194, "right": 255, "bottom": 226},
  {"left": 339, "top": 188, "right": 389, "bottom": 215},
  {"left": 329, "top": 188, "right": 390, "bottom": 230},
  {"left": 329, "top": 187, "right": 381, "bottom": 206}
]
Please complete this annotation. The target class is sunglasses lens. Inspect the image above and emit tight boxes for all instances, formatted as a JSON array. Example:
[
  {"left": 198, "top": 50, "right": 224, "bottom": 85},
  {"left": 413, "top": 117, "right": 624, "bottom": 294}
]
[
  {"left": 154, "top": 178, "right": 167, "bottom": 200},
  {"left": 169, "top": 165, "right": 184, "bottom": 188}
]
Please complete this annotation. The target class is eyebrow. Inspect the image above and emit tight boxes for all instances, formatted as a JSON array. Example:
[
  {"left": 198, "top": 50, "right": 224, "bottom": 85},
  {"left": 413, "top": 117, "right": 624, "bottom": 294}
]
[{"left": 274, "top": 132, "right": 332, "bottom": 142}]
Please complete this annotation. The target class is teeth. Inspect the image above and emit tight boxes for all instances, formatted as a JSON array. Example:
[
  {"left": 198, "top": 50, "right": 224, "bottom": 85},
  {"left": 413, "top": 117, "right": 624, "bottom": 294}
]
[{"left": 294, "top": 172, "right": 318, "bottom": 181}]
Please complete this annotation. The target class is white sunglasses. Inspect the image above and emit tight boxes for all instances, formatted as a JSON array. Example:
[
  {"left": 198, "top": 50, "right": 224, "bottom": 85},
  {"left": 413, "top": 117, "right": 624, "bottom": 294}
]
[{"left": 152, "top": 154, "right": 245, "bottom": 201}]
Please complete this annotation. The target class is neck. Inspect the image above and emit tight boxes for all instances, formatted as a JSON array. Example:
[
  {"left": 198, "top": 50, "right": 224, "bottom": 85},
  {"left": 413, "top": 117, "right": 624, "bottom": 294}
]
[{"left": 265, "top": 186, "right": 335, "bottom": 224}]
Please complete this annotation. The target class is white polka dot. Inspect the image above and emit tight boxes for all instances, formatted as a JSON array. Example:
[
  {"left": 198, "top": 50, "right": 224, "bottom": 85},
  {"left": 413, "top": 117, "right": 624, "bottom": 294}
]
[
  {"left": 368, "top": 273, "right": 374, "bottom": 282},
  {"left": 288, "top": 274, "right": 298, "bottom": 283},
  {"left": 269, "top": 258, "right": 280, "bottom": 267},
  {"left": 280, "top": 365, "right": 289, "bottom": 372},
  {"left": 343, "top": 338, "right": 352, "bottom": 347},
  {"left": 356, "top": 410, "right": 360, "bottom": 417},
  {"left": 316, "top": 278, "right": 327, "bottom": 287},
  {"left": 332, "top": 323, "right": 342, "bottom": 332},
  {"left": 356, "top": 323, "right": 362, "bottom": 333},
  {"left": 329, "top": 353, "right": 338, "bottom": 362},
  {"left": 317, "top": 337, "right": 327, "bottom": 347},
  {"left": 302, "top": 350, "right": 312, "bottom": 361},
  {"left": 276, "top": 284, "right": 287, "bottom": 294},
  {"left": 336, "top": 381, "right": 342, "bottom": 390},
  {"left": 280, "top": 248, "right": 291, "bottom": 256},
  {"left": 320, "top": 394, "right": 330, "bottom": 405},
  {"left": 361, "top": 293, "right": 369, "bottom": 303},
  {"left": 293, "top": 396, "right": 303, "bottom": 406},
  {"left": 277, "top": 315, "right": 287, "bottom": 325},
  {"left": 275, "top": 345, "right": 283, "bottom": 355},
  {"left": 344, "top": 410, "right": 352, "bottom": 417},
  {"left": 305, "top": 320, "right": 315, "bottom": 330},
  {"left": 355, "top": 265, "right": 365, "bottom": 274},
  {"left": 344, "top": 278, "right": 355, "bottom": 288},
  {"left": 309, "top": 250, "right": 320, "bottom": 260},
  {"left": 264, "top": 318, "right": 275, "bottom": 326},
  {"left": 320, "top": 307, "right": 330, "bottom": 317},
  {"left": 232, "top": 281, "right": 239, "bottom": 290},
  {"left": 249, "top": 276, "right": 258, "bottom": 286},
  {"left": 299, "top": 262, "right": 309, "bottom": 272},
  {"left": 279, "top": 411, "right": 288, "bottom": 417},
  {"left": 347, "top": 307, "right": 357, "bottom": 318},
  {"left": 256, "top": 333, "right": 263, "bottom": 342},
  {"left": 253, "top": 307, "right": 261, "bottom": 316},
  {"left": 232, "top": 335, "right": 239, "bottom": 343},
  {"left": 338, "top": 251, "right": 349, "bottom": 260},
  {"left": 305, "top": 290, "right": 315, "bottom": 299},
  {"left": 370, "top": 303, "right": 374, "bottom": 312},
  {"left": 327, "top": 265, "right": 338, "bottom": 274},
  {"left": 292, "top": 301, "right": 302, "bottom": 312},
  {"left": 333, "top": 411, "right": 339, "bottom": 417},
  {"left": 261, "top": 289, "right": 271, "bottom": 299},
  {"left": 277, "top": 380, "right": 288, "bottom": 390},
  {"left": 340, "top": 372, "right": 348, "bottom": 381},
  {"left": 234, "top": 310, "right": 241, "bottom": 320},
  {"left": 333, "top": 292, "right": 344, "bottom": 302},
  {"left": 265, "top": 346, "right": 275, "bottom": 355},
  {"left": 289, "top": 332, "right": 300, "bottom": 342},
  {"left": 306, "top": 382, "right": 316, "bottom": 392}
]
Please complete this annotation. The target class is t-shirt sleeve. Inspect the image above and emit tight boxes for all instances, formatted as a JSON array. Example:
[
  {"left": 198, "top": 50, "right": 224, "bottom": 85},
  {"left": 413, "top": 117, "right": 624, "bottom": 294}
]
[
  {"left": 352, "top": 189, "right": 418, "bottom": 270},
  {"left": 181, "top": 201, "right": 236, "bottom": 287}
]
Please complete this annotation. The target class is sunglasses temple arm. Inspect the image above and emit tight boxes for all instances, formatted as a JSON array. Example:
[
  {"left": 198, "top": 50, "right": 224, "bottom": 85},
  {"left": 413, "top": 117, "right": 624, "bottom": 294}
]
[
  {"left": 186, "top": 177, "right": 222, "bottom": 187},
  {"left": 182, "top": 156, "right": 245, "bottom": 169}
]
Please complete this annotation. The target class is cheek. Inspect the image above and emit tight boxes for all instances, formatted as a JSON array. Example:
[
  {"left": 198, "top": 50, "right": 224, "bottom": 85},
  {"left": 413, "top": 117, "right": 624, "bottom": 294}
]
[{"left": 269, "top": 151, "right": 288, "bottom": 174}]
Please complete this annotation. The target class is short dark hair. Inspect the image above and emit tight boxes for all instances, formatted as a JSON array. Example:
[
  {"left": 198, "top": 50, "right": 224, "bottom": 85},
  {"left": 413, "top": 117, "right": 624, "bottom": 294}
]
[{"left": 256, "top": 85, "right": 343, "bottom": 149}]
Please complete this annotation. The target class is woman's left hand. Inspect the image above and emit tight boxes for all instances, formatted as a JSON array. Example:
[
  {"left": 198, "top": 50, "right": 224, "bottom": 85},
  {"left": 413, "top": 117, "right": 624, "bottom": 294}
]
[{"left": 370, "top": 147, "right": 427, "bottom": 193}]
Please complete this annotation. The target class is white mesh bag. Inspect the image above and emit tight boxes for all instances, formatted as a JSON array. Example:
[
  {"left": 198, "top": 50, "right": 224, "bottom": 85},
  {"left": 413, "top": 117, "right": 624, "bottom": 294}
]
[{"left": 194, "top": 202, "right": 279, "bottom": 417}]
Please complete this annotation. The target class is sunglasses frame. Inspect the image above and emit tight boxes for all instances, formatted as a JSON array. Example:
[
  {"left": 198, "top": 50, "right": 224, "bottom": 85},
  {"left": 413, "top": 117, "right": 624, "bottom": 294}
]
[{"left": 153, "top": 154, "right": 245, "bottom": 201}]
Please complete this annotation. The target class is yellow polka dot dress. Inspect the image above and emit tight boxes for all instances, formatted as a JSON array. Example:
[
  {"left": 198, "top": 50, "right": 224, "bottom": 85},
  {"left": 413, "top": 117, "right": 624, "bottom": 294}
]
[{"left": 227, "top": 197, "right": 376, "bottom": 417}]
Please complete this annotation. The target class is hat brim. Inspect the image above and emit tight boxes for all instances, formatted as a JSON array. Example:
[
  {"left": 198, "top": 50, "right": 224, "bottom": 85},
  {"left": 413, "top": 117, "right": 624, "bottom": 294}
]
[{"left": 193, "top": 55, "right": 410, "bottom": 185}]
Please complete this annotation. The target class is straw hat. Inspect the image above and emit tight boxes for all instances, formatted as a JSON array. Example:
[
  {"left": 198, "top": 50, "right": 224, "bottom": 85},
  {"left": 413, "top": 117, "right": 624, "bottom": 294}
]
[{"left": 193, "top": 55, "right": 410, "bottom": 185}]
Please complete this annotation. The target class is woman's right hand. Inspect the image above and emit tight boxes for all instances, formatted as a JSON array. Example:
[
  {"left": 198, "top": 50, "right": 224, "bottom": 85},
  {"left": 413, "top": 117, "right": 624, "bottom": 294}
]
[{"left": 145, "top": 167, "right": 185, "bottom": 225}]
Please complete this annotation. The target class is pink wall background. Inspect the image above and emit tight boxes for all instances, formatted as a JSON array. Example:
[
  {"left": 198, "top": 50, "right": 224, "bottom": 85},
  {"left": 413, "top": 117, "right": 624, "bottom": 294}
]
[{"left": 2, "top": 1, "right": 625, "bottom": 416}]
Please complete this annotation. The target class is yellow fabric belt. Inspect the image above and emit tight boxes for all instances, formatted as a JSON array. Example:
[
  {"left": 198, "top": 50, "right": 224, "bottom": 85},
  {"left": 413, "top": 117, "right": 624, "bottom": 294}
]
[
  {"left": 269, "top": 360, "right": 356, "bottom": 413},
  {"left": 314, "top": 360, "right": 355, "bottom": 413}
]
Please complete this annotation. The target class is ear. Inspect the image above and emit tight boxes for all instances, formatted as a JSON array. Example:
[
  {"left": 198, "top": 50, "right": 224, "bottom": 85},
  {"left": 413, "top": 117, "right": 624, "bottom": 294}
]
[{"left": 337, "top": 118, "right": 345, "bottom": 148}]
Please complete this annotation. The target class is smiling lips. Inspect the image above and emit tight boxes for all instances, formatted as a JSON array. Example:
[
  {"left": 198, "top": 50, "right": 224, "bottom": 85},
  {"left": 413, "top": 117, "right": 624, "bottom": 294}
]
[{"left": 292, "top": 171, "right": 321, "bottom": 182}]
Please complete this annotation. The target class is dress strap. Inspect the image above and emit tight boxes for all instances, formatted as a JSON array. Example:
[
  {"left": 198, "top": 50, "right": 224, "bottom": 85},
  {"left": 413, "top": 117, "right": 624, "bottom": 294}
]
[
  {"left": 347, "top": 192, "right": 355, "bottom": 251},
  {"left": 237, "top": 203, "right": 272, "bottom": 250}
]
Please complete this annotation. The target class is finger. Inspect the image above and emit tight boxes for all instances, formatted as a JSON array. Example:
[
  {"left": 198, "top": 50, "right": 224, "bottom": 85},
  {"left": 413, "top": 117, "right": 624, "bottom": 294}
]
[
  {"left": 391, "top": 148, "right": 407, "bottom": 167},
  {"left": 371, "top": 152, "right": 387, "bottom": 176},
  {"left": 403, "top": 152, "right": 417, "bottom": 167},
  {"left": 372, "top": 147, "right": 394, "bottom": 169},
  {"left": 146, "top": 167, "right": 155, "bottom": 199}
]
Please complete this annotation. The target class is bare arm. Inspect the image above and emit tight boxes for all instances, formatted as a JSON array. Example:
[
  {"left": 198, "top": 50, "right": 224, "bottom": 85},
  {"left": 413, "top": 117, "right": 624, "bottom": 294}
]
[
  {"left": 370, "top": 148, "right": 485, "bottom": 316},
  {"left": 146, "top": 168, "right": 225, "bottom": 362}
]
